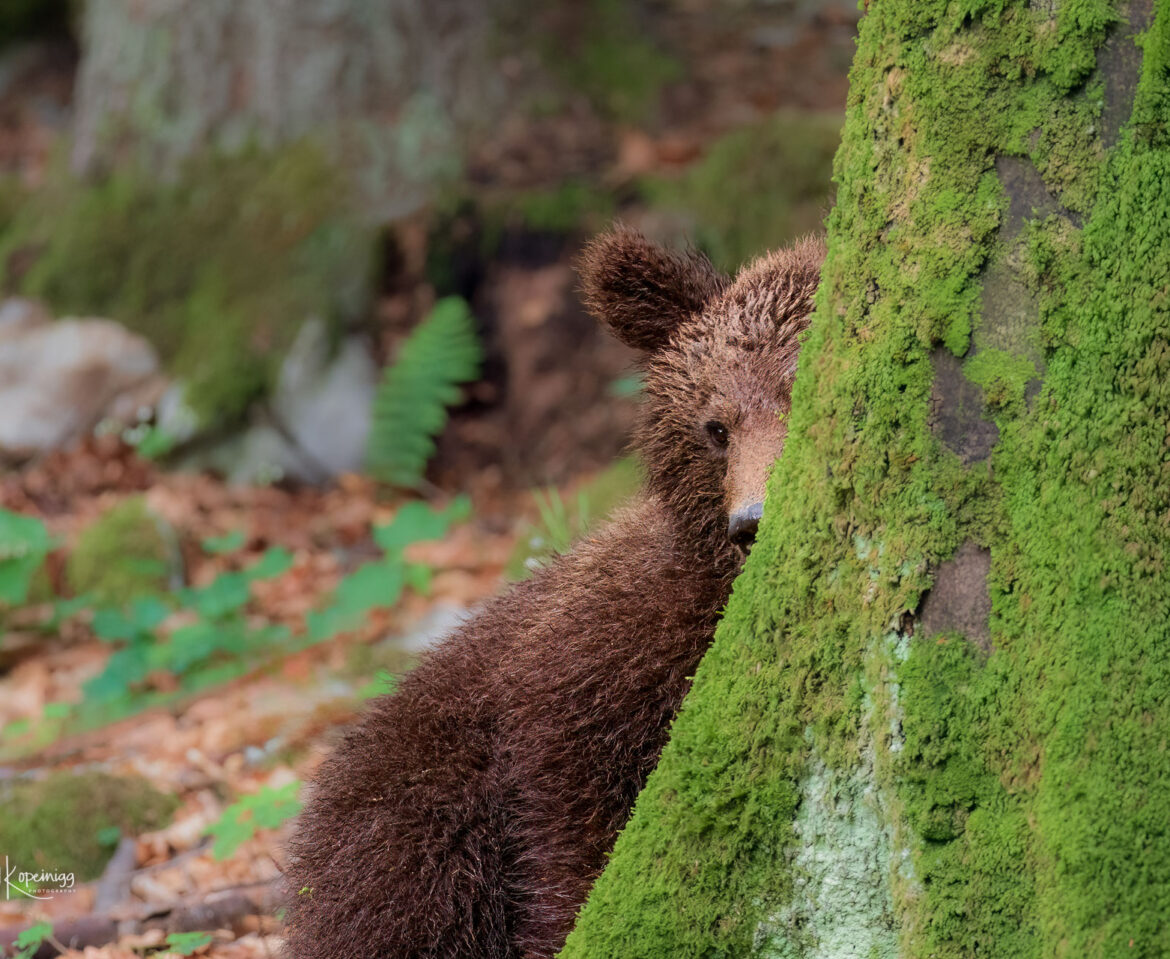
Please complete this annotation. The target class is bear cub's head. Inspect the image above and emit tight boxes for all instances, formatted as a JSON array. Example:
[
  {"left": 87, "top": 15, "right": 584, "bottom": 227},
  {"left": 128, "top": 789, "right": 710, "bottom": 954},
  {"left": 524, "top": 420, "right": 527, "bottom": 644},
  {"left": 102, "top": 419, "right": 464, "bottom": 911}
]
[{"left": 580, "top": 227, "right": 823, "bottom": 559}]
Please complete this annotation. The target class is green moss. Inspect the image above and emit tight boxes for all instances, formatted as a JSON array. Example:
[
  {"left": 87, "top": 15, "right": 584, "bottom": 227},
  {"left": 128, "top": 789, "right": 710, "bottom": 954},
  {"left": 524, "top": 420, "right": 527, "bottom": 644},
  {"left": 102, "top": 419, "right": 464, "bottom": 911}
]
[
  {"left": 643, "top": 111, "right": 842, "bottom": 272},
  {"left": 542, "top": 0, "right": 682, "bottom": 123},
  {"left": 564, "top": 2, "right": 1170, "bottom": 957},
  {"left": 0, "top": 771, "right": 178, "bottom": 881},
  {"left": 0, "top": 142, "right": 373, "bottom": 424},
  {"left": 66, "top": 496, "right": 172, "bottom": 606},
  {"left": 962, "top": 349, "right": 1039, "bottom": 409}
]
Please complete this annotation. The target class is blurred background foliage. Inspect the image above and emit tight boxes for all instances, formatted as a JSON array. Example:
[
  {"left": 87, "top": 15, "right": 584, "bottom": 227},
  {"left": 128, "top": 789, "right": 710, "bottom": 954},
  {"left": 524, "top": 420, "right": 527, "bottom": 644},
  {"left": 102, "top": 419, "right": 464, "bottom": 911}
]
[
  {"left": 0, "top": 3, "right": 856, "bottom": 939},
  {"left": 0, "top": 0, "right": 861, "bottom": 732},
  {"left": 0, "top": 0, "right": 856, "bottom": 754},
  {"left": 0, "top": 0, "right": 852, "bottom": 475}
]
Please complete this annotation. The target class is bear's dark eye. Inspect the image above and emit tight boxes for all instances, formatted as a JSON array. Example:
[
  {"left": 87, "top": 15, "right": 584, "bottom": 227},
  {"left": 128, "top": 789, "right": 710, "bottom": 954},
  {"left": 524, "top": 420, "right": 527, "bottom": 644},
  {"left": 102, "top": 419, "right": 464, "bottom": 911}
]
[{"left": 705, "top": 420, "right": 730, "bottom": 450}]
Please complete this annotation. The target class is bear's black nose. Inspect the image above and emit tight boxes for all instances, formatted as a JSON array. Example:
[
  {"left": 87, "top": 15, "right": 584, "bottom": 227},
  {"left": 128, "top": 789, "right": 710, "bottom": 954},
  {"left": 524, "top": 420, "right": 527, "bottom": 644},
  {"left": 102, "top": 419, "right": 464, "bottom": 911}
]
[{"left": 729, "top": 502, "right": 763, "bottom": 553}]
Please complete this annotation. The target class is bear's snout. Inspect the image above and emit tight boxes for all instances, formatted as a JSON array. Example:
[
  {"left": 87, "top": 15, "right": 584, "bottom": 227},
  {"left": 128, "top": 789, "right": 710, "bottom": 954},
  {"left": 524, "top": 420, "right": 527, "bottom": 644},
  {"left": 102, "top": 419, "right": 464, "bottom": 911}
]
[{"left": 729, "top": 502, "right": 763, "bottom": 553}]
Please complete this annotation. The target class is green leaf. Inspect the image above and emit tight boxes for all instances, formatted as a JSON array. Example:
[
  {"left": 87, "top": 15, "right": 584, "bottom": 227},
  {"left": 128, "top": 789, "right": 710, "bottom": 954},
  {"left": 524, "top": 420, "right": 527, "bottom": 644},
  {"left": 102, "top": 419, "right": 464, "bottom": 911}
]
[
  {"left": 181, "top": 571, "right": 250, "bottom": 619},
  {"left": 3, "top": 718, "right": 31, "bottom": 739},
  {"left": 305, "top": 606, "right": 351, "bottom": 644},
  {"left": 132, "top": 426, "right": 176, "bottom": 460},
  {"left": 333, "top": 562, "right": 405, "bottom": 619},
  {"left": 96, "top": 825, "right": 121, "bottom": 847},
  {"left": 13, "top": 921, "right": 53, "bottom": 959},
  {"left": 129, "top": 596, "right": 171, "bottom": 631},
  {"left": 167, "top": 620, "right": 232, "bottom": 673},
  {"left": 92, "top": 596, "right": 169, "bottom": 642},
  {"left": 250, "top": 784, "right": 302, "bottom": 829},
  {"left": 241, "top": 623, "right": 291, "bottom": 652},
  {"left": 83, "top": 644, "right": 152, "bottom": 702},
  {"left": 164, "top": 931, "right": 213, "bottom": 956},
  {"left": 0, "top": 509, "right": 52, "bottom": 605},
  {"left": 42, "top": 702, "right": 72, "bottom": 720},
  {"left": 50, "top": 593, "right": 94, "bottom": 623},
  {"left": 244, "top": 546, "right": 293, "bottom": 582},
  {"left": 356, "top": 669, "right": 399, "bottom": 700},
  {"left": 14, "top": 922, "right": 53, "bottom": 949},
  {"left": 92, "top": 608, "right": 141, "bottom": 642},
  {"left": 366, "top": 297, "right": 482, "bottom": 488},
  {"left": 608, "top": 372, "right": 645, "bottom": 397},
  {"left": 374, "top": 495, "right": 471, "bottom": 553},
  {"left": 201, "top": 530, "right": 245, "bottom": 554},
  {"left": 206, "top": 782, "right": 302, "bottom": 860},
  {"left": 404, "top": 562, "right": 433, "bottom": 596},
  {"left": 0, "top": 509, "right": 52, "bottom": 560},
  {"left": 0, "top": 554, "right": 44, "bottom": 606}
]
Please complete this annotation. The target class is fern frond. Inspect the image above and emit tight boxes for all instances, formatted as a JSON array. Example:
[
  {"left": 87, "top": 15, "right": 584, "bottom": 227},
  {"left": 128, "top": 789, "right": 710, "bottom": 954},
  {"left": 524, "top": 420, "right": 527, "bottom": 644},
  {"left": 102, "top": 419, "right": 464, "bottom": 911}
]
[{"left": 366, "top": 296, "right": 482, "bottom": 487}]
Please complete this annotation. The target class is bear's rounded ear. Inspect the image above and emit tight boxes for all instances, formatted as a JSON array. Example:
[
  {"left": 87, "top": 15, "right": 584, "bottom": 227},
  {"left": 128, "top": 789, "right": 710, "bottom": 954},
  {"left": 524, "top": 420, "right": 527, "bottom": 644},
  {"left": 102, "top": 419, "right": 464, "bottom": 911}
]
[{"left": 578, "top": 227, "right": 727, "bottom": 352}]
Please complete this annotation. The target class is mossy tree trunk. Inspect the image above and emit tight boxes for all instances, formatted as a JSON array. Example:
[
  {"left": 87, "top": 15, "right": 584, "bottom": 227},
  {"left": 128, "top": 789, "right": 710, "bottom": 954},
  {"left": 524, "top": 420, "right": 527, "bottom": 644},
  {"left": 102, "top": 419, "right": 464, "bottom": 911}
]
[
  {"left": 561, "top": 1, "right": 1170, "bottom": 957},
  {"left": 71, "top": 0, "right": 508, "bottom": 219}
]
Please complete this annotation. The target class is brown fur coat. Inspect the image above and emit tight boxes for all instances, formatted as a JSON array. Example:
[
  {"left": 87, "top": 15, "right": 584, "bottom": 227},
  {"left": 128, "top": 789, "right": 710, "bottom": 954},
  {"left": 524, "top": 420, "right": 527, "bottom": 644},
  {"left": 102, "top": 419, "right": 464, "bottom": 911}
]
[{"left": 283, "top": 229, "right": 823, "bottom": 959}]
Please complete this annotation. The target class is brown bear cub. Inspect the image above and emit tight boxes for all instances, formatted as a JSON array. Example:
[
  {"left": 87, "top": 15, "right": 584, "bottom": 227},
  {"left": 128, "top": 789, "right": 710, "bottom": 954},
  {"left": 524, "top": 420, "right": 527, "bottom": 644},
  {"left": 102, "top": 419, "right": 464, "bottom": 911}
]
[{"left": 283, "top": 228, "right": 823, "bottom": 959}]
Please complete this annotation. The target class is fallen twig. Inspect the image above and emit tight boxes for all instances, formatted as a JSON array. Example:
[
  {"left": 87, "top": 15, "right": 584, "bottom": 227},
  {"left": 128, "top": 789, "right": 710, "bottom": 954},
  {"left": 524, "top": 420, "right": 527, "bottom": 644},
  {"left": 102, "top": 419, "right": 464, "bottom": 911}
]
[{"left": 0, "top": 879, "right": 281, "bottom": 958}]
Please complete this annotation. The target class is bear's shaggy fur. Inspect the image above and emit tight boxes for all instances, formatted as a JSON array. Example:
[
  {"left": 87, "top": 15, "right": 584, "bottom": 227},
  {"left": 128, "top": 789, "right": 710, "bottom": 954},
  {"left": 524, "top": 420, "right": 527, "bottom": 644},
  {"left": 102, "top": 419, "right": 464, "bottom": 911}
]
[{"left": 283, "top": 229, "right": 824, "bottom": 959}]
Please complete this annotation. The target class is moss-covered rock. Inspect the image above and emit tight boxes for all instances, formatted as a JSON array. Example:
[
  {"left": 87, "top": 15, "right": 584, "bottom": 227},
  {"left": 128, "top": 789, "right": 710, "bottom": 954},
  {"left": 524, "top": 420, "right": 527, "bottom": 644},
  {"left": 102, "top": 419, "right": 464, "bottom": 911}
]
[
  {"left": 0, "top": 770, "right": 178, "bottom": 881},
  {"left": 0, "top": 142, "right": 374, "bottom": 425},
  {"left": 66, "top": 495, "right": 173, "bottom": 606},
  {"left": 642, "top": 110, "right": 842, "bottom": 272}
]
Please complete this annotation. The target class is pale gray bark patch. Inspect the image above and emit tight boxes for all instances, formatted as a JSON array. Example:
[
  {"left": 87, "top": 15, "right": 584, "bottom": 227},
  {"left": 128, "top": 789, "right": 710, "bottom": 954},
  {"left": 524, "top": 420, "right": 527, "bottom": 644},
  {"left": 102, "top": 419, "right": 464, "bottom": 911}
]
[
  {"left": 1099, "top": 0, "right": 1156, "bottom": 147},
  {"left": 918, "top": 540, "right": 993, "bottom": 653},
  {"left": 753, "top": 747, "right": 899, "bottom": 959}
]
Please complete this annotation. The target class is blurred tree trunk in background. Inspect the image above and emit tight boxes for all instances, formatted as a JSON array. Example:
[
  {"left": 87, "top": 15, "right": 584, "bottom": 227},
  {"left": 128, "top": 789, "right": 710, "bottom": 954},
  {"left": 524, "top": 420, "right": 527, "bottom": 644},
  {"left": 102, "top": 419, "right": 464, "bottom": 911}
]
[
  {"left": 562, "top": 1, "right": 1170, "bottom": 957},
  {"left": 71, "top": 0, "right": 508, "bottom": 220}
]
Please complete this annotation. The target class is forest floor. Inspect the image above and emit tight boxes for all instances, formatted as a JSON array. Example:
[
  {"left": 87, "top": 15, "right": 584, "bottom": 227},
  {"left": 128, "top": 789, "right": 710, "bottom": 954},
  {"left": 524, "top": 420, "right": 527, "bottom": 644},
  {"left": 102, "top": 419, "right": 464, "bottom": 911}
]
[
  {"left": 0, "top": 437, "right": 533, "bottom": 958},
  {"left": 0, "top": 6, "right": 856, "bottom": 956}
]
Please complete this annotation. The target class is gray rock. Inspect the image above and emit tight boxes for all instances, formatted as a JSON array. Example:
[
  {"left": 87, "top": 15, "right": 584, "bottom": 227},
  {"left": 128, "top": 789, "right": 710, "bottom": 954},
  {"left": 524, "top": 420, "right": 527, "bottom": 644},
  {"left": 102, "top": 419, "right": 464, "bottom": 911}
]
[
  {"left": 181, "top": 424, "right": 294, "bottom": 486},
  {"left": 0, "top": 298, "right": 51, "bottom": 336},
  {"left": 269, "top": 318, "right": 378, "bottom": 481},
  {"left": 155, "top": 383, "right": 204, "bottom": 445},
  {"left": 177, "top": 319, "right": 378, "bottom": 484},
  {"left": 0, "top": 307, "right": 160, "bottom": 458}
]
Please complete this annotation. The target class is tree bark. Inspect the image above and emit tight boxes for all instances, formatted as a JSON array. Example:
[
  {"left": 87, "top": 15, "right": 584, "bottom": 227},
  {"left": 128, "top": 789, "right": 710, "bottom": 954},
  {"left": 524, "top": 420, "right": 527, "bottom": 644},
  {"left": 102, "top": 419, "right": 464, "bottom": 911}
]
[
  {"left": 561, "top": 1, "right": 1170, "bottom": 957},
  {"left": 71, "top": 0, "right": 508, "bottom": 220}
]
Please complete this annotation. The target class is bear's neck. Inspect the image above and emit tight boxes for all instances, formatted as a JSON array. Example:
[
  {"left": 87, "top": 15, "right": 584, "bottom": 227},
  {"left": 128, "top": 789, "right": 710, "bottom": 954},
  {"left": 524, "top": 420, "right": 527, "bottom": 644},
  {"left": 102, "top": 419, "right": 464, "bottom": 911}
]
[{"left": 657, "top": 495, "right": 745, "bottom": 590}]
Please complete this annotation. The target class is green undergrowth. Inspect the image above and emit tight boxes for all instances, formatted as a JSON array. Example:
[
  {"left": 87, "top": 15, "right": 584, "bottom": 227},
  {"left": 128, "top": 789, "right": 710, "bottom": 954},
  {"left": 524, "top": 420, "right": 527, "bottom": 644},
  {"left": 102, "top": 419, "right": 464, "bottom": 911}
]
[
  {"left": 0, "top": 771, "right": 178, "bottom": 881},
  {"left": 66, "top": 495, "right": 174, "bottom": 606},
  {"left": 532, "top": 0, "right": 682, "bottom": 123},
  {"left": 506, "top": 179, "right": 619, "bottom": 236},
  {"left": 366, "top": 296, "right": 483, "bottom": 488},
  {"left": 0, "top": 496, "right": 471, "bottom": 755},
  {"left": 643, "top": 110, "right": 842, "bottom": 272},
  {"left": 0, "top": 141, "right": 372, "bottom": 424},
  {"left": 564, "top": 1, "right": 1170, "bottom": 957},
  {"left": 507, "top": 456, "right": 642, "bottom": 579}
]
